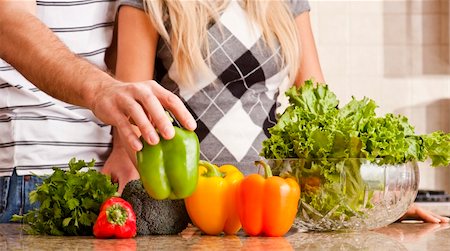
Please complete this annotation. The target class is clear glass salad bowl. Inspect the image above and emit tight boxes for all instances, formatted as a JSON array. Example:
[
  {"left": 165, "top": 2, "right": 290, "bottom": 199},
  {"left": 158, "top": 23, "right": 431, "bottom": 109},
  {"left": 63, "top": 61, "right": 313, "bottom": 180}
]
[{"left": 267, "top": 158, "right": 419, "bottom": 231}]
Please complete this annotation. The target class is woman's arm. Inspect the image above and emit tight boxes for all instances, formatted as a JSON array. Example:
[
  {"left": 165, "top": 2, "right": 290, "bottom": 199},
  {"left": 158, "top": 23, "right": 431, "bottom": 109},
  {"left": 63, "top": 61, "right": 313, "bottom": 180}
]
[
  {"left": 294, "top": 11, "right": 325, "bottom": 85},
  {"left": 116, "top": 6, "right": 159, "bottom": 81}
]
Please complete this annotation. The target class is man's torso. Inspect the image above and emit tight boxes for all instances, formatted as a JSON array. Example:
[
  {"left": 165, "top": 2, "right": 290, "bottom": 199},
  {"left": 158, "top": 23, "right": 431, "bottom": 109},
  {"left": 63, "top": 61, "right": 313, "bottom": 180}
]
[{"left": 0, "top": 0, "right": 117, "bottom": 175}]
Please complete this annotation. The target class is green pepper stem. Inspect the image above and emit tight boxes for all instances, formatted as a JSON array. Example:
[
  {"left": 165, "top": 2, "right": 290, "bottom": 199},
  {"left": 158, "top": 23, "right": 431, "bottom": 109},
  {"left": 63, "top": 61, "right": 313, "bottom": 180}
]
[
  {"left": 254, "top": 160, "right": 273, "bottom": 178},
  {"left": 199, "top": 160, "right": 221, "bottom": 177},
  {"left": 106, "top": 204, "right": 128, "bottom": 226}
]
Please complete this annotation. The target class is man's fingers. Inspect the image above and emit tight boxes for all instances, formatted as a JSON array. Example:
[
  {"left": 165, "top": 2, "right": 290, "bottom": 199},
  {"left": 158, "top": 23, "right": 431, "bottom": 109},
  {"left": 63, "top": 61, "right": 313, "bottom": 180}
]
[
  {"left": 116, "top": 114, "right": 143, "bottom": 151},
  {"left": 152, "top": 83, "right": 197, "bottom": 131},
  {"left": 136, "top": 85, "right": 175, "bottom": 140},
  {"left": 98, "top": 81, "right": 196, "bottom": 147},
  {"left": 123, "top": 98, "right": 159, "bottom": 145}
]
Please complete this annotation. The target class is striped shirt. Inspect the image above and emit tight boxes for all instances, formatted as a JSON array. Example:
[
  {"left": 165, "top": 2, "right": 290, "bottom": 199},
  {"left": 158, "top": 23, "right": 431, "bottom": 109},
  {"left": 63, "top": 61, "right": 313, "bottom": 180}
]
[{"left": 0, "top": 0, "right": 117, "bottom": 176}]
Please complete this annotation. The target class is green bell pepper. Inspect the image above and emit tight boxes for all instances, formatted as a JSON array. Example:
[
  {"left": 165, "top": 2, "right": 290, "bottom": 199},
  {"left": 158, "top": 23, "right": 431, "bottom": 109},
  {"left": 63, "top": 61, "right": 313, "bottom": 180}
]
[{"left": 136, "top": 126, "right": 200, "bottom": 200}]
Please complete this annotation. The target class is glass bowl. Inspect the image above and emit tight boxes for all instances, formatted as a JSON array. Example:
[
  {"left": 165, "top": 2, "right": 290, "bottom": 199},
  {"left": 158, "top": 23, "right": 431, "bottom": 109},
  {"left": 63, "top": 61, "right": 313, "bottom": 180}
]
[{"left": 267, "top": 158, "right": 419, "bottom": 231}]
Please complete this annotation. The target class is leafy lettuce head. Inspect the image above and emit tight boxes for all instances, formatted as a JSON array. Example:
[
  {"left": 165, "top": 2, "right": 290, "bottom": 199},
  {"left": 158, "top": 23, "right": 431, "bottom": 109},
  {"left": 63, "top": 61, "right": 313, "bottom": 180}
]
[{"left": 262, "top": 80, "right": 450, "bottom": 167}]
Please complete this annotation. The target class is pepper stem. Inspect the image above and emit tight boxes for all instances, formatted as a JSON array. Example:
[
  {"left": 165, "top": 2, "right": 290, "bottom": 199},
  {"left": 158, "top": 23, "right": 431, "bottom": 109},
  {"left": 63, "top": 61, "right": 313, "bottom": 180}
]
[
  {"left": 199, "top": 160, "right": 221, "bottom": 177},
  {"left": 254, "top": 160, "right": 273, "bottom": 178},
  {"left": 106, "top": 204, "right": 128, "bottom": 226}
]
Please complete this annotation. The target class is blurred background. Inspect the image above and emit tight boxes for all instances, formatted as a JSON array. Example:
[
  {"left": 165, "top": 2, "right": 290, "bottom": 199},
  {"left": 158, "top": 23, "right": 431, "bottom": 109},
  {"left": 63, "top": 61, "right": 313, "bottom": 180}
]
[{"left": 310, "top": 0, "right": 449, "bottom": 193}]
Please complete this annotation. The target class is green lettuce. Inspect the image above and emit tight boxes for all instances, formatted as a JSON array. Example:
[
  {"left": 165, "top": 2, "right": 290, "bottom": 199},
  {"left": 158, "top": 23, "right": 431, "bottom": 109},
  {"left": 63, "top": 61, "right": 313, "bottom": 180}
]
[
  {"left": 261, "top": 80, "right": 450, "bottom": 223},
  {"left": 262, "top": 79, "right": 449, "bottom": 164}
]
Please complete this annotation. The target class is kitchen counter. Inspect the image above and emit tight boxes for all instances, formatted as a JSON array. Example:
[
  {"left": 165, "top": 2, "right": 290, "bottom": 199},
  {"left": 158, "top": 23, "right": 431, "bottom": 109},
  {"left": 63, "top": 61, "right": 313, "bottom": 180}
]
[{"left": 0, "top": 223, "right": 449, "bottom": 250}]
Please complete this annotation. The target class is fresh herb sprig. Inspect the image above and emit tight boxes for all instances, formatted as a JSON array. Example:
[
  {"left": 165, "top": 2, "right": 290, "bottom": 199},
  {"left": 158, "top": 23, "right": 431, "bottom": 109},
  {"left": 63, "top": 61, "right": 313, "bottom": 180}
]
[{"left": 12, "top": 158, "right": 118, "bottom": 236}]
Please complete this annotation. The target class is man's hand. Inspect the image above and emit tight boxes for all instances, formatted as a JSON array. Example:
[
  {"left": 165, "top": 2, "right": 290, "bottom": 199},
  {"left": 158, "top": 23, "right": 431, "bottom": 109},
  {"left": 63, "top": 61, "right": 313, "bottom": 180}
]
[{"left": 91, "top": 80, "right": 196, "bottom": 151}]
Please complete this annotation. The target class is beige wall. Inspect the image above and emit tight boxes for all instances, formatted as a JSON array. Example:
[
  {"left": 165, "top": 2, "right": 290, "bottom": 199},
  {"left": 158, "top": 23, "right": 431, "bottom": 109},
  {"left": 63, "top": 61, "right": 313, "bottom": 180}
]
[{"left": 310, "top": 0, "right": 450, "bottom": 192}]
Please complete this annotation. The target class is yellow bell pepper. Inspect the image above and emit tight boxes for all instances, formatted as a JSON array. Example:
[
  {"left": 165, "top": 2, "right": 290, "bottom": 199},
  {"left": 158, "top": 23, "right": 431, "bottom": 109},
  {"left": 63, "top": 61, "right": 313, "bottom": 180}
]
[{"left": 185, "top": 160, "right": 244, "bottom": 235}]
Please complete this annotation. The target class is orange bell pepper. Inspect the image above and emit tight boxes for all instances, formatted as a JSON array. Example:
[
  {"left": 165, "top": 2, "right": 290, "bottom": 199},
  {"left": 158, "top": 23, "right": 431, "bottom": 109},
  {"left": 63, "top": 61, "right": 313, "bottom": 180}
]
[
  {"left": 237, "top": 161, "right": 300, "bottom": 237},
  {"left": 185, "top": 160, "right": 244, "bottom": 235}
]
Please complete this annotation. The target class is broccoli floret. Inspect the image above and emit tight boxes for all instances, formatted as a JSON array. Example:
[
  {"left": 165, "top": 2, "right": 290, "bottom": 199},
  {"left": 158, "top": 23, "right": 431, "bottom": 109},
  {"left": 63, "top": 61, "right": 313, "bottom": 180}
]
[{"left": 121, "top": 180, "right": 190, "bottom": 235}]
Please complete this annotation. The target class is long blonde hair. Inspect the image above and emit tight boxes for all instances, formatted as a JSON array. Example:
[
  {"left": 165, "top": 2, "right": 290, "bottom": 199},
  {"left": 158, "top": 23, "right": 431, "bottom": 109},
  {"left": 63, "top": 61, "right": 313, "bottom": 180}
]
[{"left": 143, "top": 0, "right": 300, "bottom": 86}]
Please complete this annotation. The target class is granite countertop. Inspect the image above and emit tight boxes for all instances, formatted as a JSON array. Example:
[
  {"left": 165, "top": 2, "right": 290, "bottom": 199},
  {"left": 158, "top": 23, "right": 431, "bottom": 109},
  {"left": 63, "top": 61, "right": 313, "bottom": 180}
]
[{"left": 0, "top": 223, "right": 449, "bottom": 250}]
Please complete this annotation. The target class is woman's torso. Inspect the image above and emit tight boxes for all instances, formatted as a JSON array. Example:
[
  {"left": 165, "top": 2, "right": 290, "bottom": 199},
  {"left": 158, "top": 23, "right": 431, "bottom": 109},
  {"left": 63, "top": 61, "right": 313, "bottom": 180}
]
[{"left": 154, "top": 1, "right": 290, "bottom": 174}]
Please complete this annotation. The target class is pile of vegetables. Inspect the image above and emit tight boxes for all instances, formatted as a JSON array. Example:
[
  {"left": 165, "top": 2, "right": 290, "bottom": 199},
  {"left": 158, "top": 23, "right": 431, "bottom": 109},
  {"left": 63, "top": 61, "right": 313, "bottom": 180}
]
[
  {"left": 261, "top": 80, "right": 450, "bottom": 221},
  {"left": 18, "top": 80, "right": 448, "bottom": 236}
]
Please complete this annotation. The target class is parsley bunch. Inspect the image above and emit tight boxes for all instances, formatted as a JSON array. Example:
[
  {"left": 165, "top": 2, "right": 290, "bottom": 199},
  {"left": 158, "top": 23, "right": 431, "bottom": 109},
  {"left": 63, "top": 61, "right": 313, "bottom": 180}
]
[{"left": 12, "top": 158, "right": 118, "bottom": 235}]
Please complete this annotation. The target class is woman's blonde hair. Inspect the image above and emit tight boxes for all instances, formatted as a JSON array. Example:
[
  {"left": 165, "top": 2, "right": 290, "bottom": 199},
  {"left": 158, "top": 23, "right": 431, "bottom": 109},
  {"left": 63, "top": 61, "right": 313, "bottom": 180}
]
[{"left": 143, "top": 0, "right": 300, "bottom": 86}]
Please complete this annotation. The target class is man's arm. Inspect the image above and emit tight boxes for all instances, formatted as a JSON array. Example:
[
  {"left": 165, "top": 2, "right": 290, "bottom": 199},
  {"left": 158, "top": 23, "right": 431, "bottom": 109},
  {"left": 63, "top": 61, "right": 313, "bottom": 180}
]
[
  {"left": 0, "top": 1, "right": 109, "bottom": 109},
  {"left": 0, "top": 1, "right": 196, "bottom": 151}
]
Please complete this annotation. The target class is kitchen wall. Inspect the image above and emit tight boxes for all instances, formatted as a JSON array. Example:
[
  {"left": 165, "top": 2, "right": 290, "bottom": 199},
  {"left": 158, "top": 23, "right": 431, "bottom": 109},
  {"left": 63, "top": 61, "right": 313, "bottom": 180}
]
[{"left": 310, "top": 0, "right": 450, "bottom": 192}]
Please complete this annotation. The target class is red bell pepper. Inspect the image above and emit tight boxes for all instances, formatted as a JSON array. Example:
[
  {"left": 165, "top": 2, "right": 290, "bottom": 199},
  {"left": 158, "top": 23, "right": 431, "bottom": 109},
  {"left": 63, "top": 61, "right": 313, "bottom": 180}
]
[
  {"left": 237, "top": 161, "right": 300, "bottom": 237},
  {"left": 93, "top": 197, "right": 137, "bottom": 238}
]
